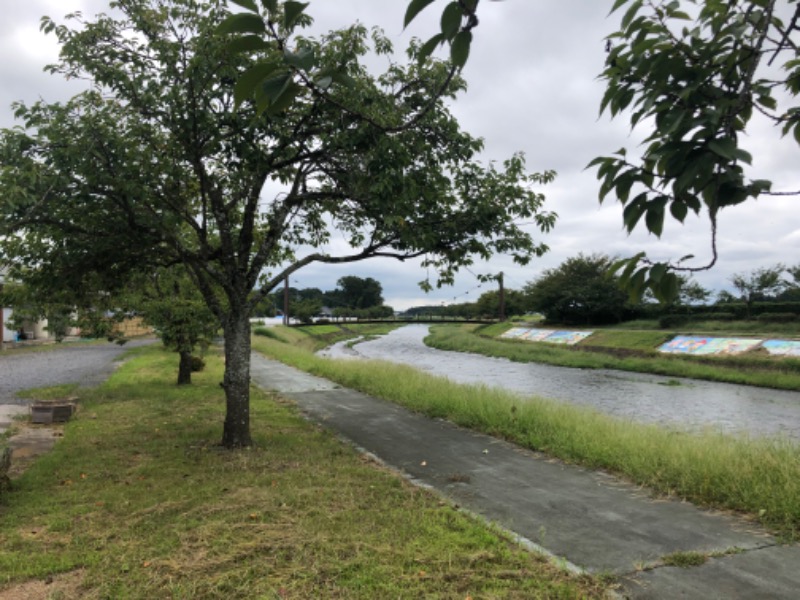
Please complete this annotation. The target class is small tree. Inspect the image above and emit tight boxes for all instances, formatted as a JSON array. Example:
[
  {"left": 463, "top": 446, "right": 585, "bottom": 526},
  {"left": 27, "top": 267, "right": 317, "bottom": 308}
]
[
  {"left": 730, "top": 264, "right": 787, "bottom": 317},
  {"left": 475, "top": 289, "right": 527, "bottom": 319},
  {"left": 292, "top": 298, "right": 323, "bottom": 324},
  {"left": 130, "top": 268, "right": 219, "bottom": 385}
]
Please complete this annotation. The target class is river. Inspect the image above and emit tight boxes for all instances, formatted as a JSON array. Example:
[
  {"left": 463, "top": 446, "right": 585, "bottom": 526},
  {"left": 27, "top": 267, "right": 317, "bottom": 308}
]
[{"left": 319, "top": 324, "right": 800, "bottom": 441}]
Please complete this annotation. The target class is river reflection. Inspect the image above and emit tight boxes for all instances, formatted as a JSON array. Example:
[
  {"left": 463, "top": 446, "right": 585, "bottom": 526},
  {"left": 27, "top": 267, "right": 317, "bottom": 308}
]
[{"left": 319, "top": 324, "right": 800, "bottom": 440}]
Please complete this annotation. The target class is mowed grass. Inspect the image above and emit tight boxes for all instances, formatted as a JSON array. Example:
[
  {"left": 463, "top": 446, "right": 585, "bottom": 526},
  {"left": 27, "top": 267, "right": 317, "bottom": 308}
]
[
  {"left": 0, "top": 345, "right": 604, "bottom": 599},
  {"left": 253, "top": 331, "right": 800, "bottom": 539}
]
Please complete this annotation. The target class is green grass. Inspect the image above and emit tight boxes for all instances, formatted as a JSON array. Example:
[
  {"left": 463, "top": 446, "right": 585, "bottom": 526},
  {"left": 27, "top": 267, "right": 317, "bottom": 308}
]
[
  {"left": 260, "top": 323, "right": 402, "bottom": 353},
  {"left": 611, "top": 318, "right": 800, "bottom": 336},
  {"left": 15, "top": 383, "right": 80, "bottom": 401},
  {"left": 253, "top": 332, "right": 800, "bottom": 539},
  {"left": 660, "top": 551, "right": 708, "bottom": 568},
  {"left": 0, "top": 346, "right": 604, "bottom": 598},
  {"left": 577, "top": 329, "right": 673, "bottom": 350},
  {"left": 425, "top": 324, "right": 800, "bottom": 391}
]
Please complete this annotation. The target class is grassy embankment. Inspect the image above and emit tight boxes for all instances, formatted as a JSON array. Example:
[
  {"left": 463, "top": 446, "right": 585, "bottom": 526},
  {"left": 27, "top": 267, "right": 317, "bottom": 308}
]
[
  {"left": 0, "top": 343, "right": 603, "bottom": 598},
  {"left": 425, "top": 321, "right": 800, "bottom": 391},
  {"left": 253, "top": 325, "right": 800, "bottom": 539}
]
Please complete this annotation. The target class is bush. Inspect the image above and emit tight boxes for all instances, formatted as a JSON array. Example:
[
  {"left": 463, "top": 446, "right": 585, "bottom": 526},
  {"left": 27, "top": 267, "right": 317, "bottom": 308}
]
[
  {"left": 757, "top": 312, "right": 797, "bottom": 323},
  {"left": 0, "top": 446, "right": 11, "bottom": 497},
  {"left": 190, "top": 356, "right": 205, "bottom": 372},
  {"left": 692, "top": 312, "right": 737, "bottom": 321},
  {"left": 659, "top": 314, "right": 689, "bottom": 329}
]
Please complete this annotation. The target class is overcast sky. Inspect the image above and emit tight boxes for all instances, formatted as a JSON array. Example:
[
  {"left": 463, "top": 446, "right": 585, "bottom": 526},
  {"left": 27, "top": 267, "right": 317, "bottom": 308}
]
[{"left": 3, "top": 1, "right": 798, "bottom": 310}]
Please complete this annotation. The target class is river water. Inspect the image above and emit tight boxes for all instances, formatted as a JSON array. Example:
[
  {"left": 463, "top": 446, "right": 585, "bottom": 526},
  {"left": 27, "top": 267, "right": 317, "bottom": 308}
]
[{"left": 319, "top": 324, "right": 800, "bottom": 441}]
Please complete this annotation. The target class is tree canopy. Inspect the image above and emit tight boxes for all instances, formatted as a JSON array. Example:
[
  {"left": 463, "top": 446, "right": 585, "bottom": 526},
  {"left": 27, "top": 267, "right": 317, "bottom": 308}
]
[
  {"left": 524, "top": 254, "right": 632, "bottom": 325},
  {"left": 0, "top": 0, "right": 556, "bottom": 447}
]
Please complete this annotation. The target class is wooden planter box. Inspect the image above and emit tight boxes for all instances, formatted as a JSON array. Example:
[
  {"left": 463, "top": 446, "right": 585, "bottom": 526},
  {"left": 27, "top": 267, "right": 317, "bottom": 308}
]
[{"left": 30, "top": 402, "right": 75, "bottom": 425}]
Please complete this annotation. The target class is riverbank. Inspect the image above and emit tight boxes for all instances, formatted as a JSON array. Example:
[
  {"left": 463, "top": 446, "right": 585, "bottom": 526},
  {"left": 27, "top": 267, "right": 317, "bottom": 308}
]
[
  {"left": 426, "top": 322, "right": 800, "bottom": 391},
  {"left": 253, "top": 325, "right": 800, "bottom": 538}
]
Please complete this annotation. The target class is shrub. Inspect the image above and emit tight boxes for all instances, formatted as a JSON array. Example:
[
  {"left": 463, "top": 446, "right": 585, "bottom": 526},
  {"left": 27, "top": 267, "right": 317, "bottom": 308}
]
[
  {"left": 692, "top": 312, "right": 737, "bottom": 321},
  {"left": 757, "top": 312, "right": 797, "bottom": 323},
  {"left": 659, "top": 314, "right": 688, "bottom": 329},
  {"left": 0, "top": 446, "right": 11, "bottom": 497},
  {"left": 190, "top": 356, "right": 205, "bottom": 372}
]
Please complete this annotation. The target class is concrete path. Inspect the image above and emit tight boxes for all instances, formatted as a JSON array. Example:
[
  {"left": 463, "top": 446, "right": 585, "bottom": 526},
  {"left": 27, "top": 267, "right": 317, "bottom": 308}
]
[{"left": 250, "top": 352, "right": 800, "bottom": 599}]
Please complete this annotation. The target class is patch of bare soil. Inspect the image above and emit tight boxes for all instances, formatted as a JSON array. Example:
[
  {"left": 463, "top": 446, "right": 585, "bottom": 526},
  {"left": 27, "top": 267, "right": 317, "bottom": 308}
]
[
  {"left": 6, "top": 423, "right": 63, "bottom": 477},
  {"left": 0, "top": 569, "right": 86, "bottom": 600}
]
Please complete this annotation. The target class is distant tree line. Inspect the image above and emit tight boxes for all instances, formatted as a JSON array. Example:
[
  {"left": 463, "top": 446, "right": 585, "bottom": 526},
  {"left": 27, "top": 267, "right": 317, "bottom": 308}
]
[
  {"left": 405, "top": 256, "right": 800, "bottom": 327},
  {"left": 254, "top": 275, "right": 394, "bottom": 324}
]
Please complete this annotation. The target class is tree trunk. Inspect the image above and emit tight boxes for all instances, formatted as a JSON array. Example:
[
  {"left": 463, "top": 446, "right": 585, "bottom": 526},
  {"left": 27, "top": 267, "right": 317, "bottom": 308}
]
[
  {"left": 221, "top": 311, "right": 253, "bottom": 448},
  {"left": 177, "top": 349, "right": 192, "bottom": 385}
]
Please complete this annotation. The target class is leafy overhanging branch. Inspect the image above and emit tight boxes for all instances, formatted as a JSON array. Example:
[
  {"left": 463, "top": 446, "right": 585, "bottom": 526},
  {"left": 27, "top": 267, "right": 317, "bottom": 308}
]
[{"left": 588, "top": 0, "right": 800, "bottom": 301}]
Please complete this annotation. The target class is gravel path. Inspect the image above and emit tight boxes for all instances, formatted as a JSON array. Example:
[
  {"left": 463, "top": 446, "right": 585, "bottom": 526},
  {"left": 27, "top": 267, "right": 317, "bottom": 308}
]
[{"left": 0, "top": 340, "right": 154, "bottom": 405}]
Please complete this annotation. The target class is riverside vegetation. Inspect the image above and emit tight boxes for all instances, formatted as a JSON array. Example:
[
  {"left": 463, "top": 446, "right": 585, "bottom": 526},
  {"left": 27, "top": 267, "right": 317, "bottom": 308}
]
[
  {"left": 0, "top": 343, "right": 605, "bottom": 598},
  {"left": 253, "top": 322, "right": 800, "bottom": 539}
]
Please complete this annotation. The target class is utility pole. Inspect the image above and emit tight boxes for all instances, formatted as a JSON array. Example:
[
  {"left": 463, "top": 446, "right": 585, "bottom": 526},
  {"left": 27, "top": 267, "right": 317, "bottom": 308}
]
[
  {"left": 498, "top": 271, "right": 505, "bottom": 322},
  {"left": 283, "top": 276, "right": 289, "bottom": 326}
]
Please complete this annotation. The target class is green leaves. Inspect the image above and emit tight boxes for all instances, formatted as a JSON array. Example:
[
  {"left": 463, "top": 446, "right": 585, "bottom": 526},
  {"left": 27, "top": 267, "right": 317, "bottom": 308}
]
[
  {"left": 613, "top": 255, "right": 680, "bottom": 303},
  {"left": 234, "top": 61, "right": 282, "bottom": 108},
  {"left": 440, "top": 2, "right": 462, "bottom": 39},
  {"left": 219, "top": 2, "right": 355, "bottom": 115},
  {"left": 450, "top": 30, "right": 472, "bottom": 69},
  {"left": 283, "top": 1, "right": 309, "bottom": 30},
  {"left": 405, "top": 0, "right": 474, "bottom": 70},
  {"left": 229, "top": 0, "right": 259, "bottom": 12},
  {"left": 283, "top": 45, "right": 315, "bottom": 71},
  {"left": 404, "top": 0, "right": 438, "bottom": 28},
  {"left": 216, "top": 12, "right": 265, "bottom": 35},
  {"left": 591, "top": 0, "right": 800, "bottom": 297},
  {"left": 256, "top": 72, "right": 301, "bottom": 114}
]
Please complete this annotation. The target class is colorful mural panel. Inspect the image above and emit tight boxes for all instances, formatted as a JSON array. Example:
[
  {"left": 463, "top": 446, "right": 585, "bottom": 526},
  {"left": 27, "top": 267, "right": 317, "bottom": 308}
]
[
  {"left": 521, "top": 329, "right": 557, "bottom": 341},
  {"left": 691, "top": 337, "right": 762, "bottom": 355},
  {"left": 544, "top": 331, "right": 594, "bottom": 345},
  {"left": 500, "top": 328, "right": 530, "bottom": 339},
  {"left": 658, "top": 336, "right": 710, "bottom": 354},
  {"left": 500, "top": 328, "right": 592, "bottom": 345},
  {"left": 658, "top": 336, "right": 762, "bottom": 355},
  {"left": 762, "top": 340, "right": 800, "bottom": 356}
]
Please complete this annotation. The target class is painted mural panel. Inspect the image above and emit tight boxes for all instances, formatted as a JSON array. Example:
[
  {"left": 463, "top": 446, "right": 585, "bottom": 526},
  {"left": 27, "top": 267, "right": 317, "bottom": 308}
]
[
  {"left": 762, "top": 340, "right": 800, "bottom": 356},
  {"left": 545, "top": 331, "right": 593, "bottom": 345},
  {"left": 500, "top": 328, "right": 592, "bottom": 345},
  {"left": 658, "top": 336, "right": 710, "bottom": 354},
  {"left": 659, "top": 336, "right": 762, "bottom": 355},
  {"left": 690, "top": 337, "right": 762, "bottom": 355},
  {"left": 500, "top": 328, "right": 529, "bottom": 339},
  {"left": 522, "top": 329, "right": 558, "bottom": 341}
]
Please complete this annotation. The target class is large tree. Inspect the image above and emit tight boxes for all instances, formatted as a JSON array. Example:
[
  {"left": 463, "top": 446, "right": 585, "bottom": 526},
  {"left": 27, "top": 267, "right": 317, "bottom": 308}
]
[
  {"left": 589, "top": 0, "right": 800, "bottom": 300},
  {"left": 0, "top": 0, "right": 556, "bottom": 447},
  {"left": 331, "top": 275, "right": 384, "bottom": 310},
  {"left": 524, "top": 254, "right": 632, "bottom": 325}
]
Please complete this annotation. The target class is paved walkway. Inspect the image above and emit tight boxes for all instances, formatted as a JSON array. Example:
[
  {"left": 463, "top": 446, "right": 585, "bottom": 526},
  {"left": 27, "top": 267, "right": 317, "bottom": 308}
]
[{"left": 250, "top": 352, "right": 800, "bottom": 599}]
